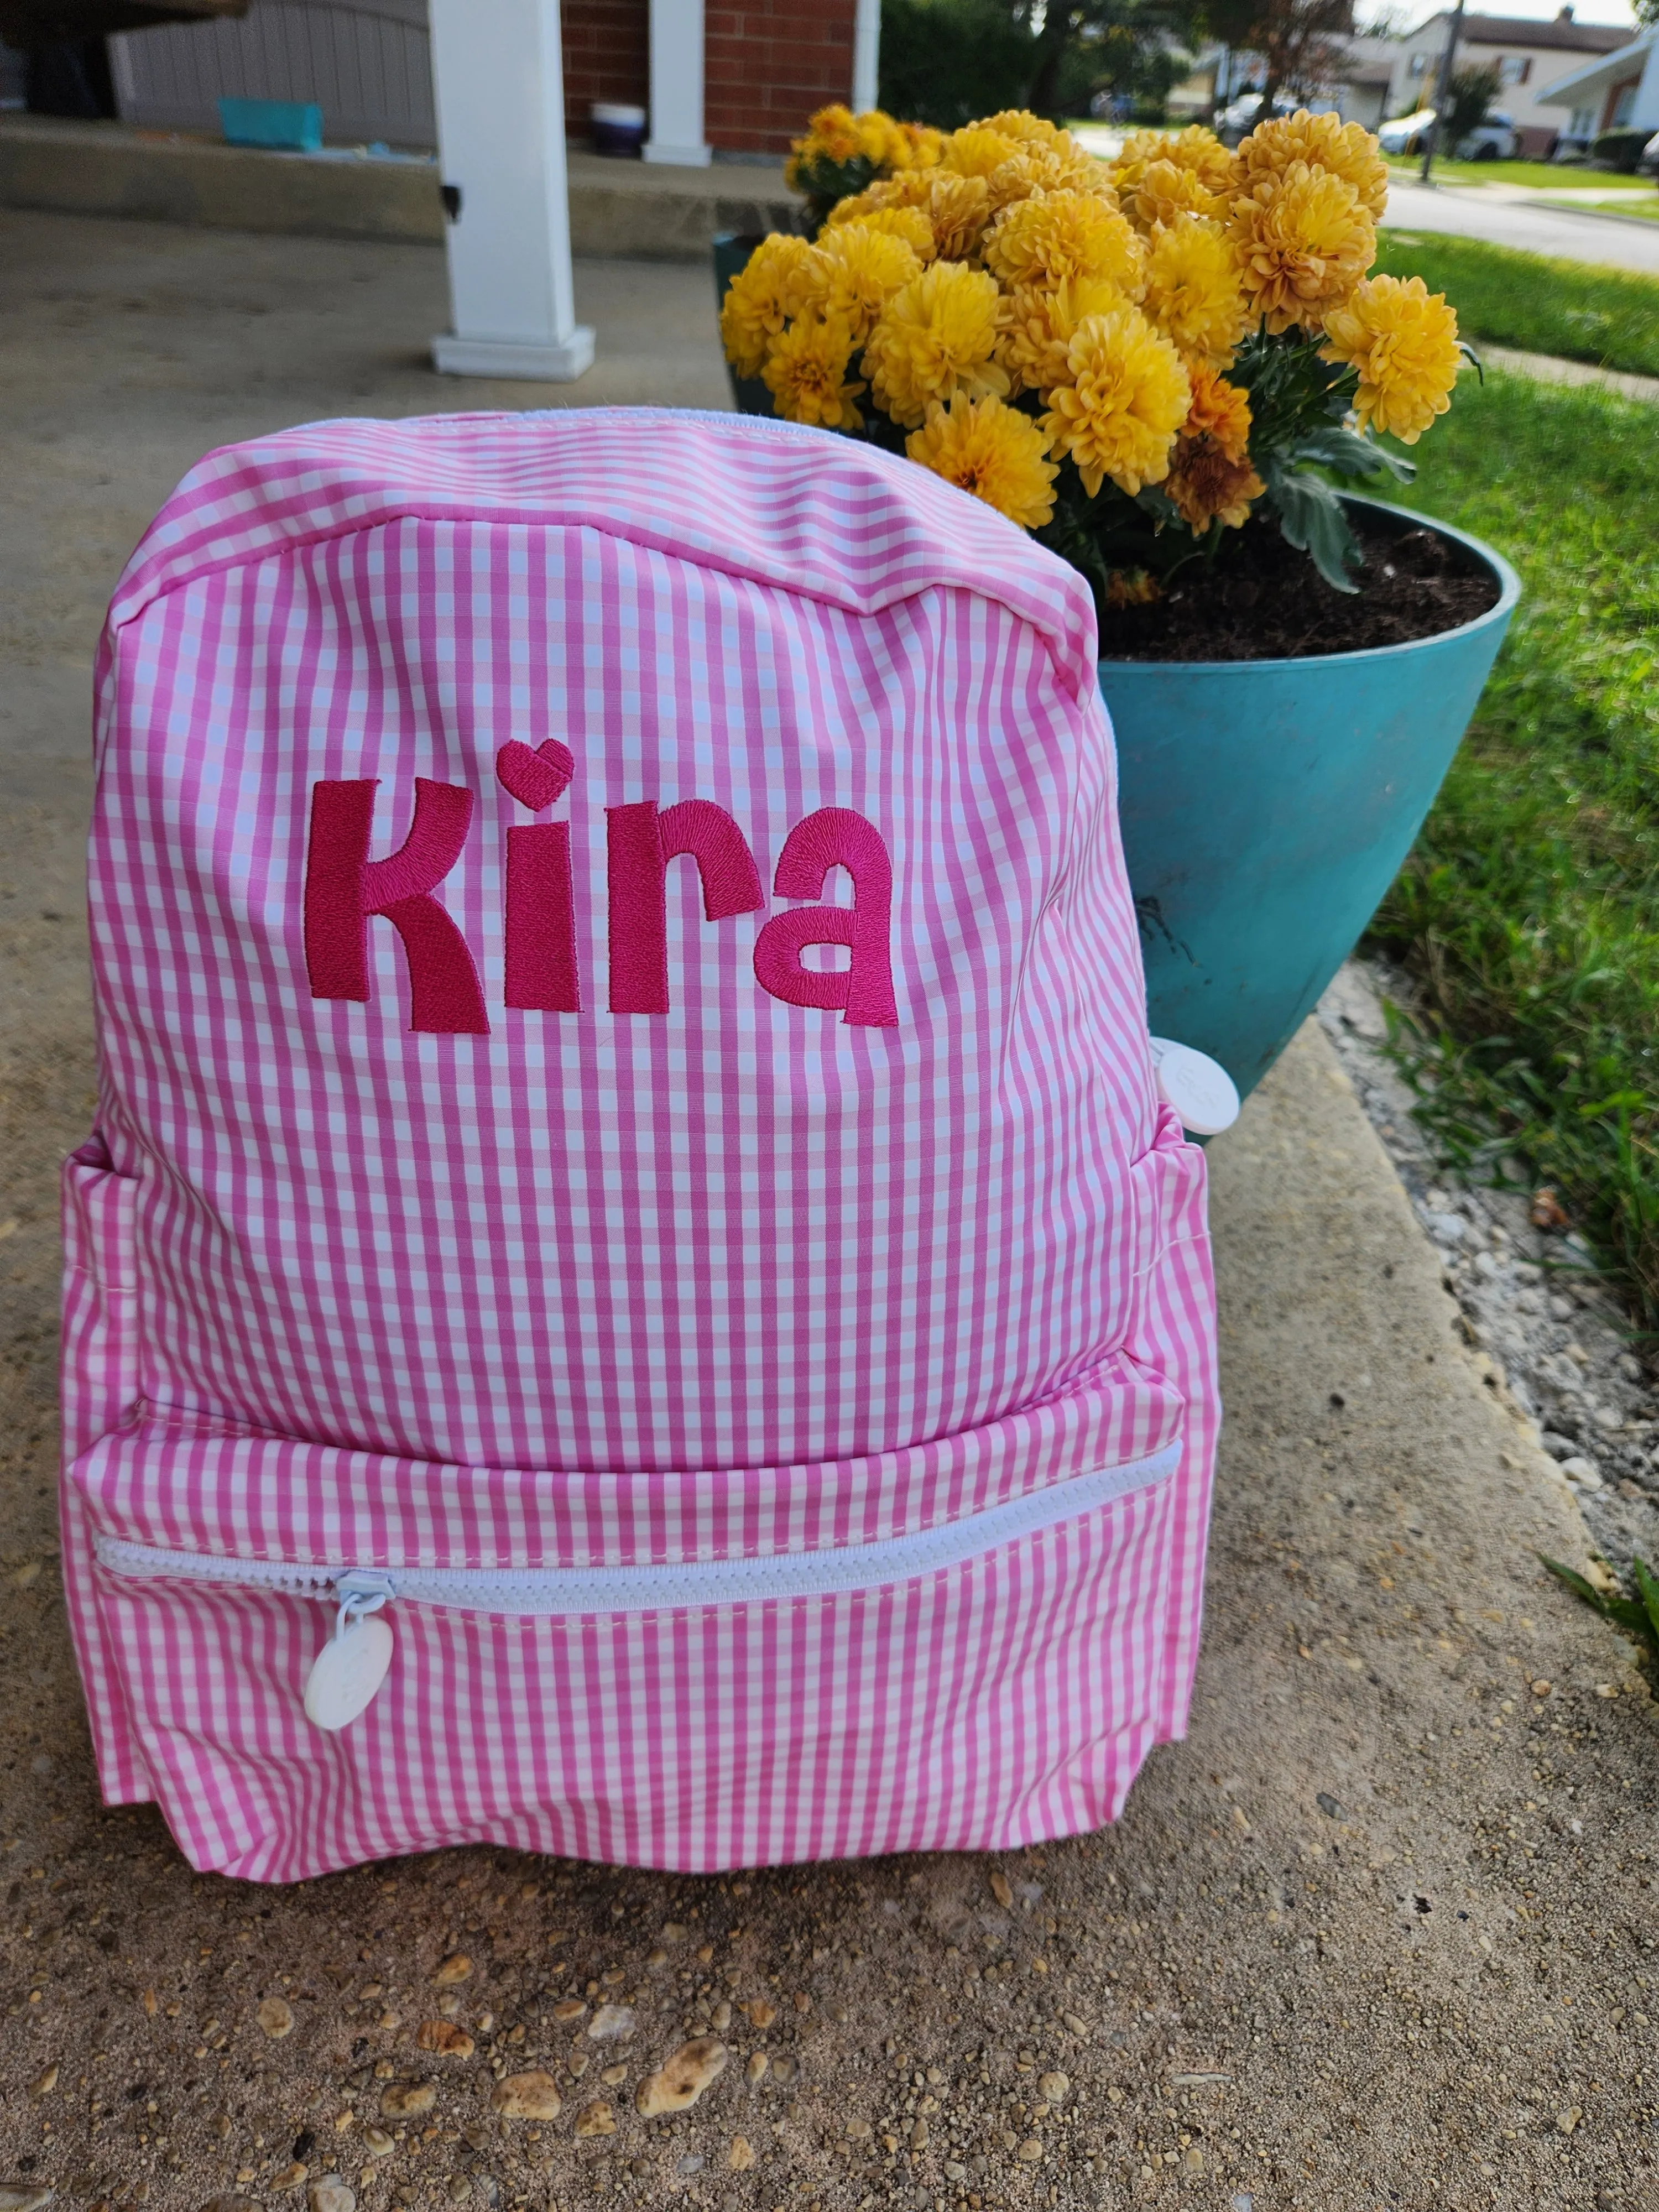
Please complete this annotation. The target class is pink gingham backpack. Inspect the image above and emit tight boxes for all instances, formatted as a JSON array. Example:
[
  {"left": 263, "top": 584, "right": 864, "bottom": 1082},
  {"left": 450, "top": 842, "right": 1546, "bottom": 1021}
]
[{"left": 62, "top": 408, "right": 1218, "bottom": 1882}]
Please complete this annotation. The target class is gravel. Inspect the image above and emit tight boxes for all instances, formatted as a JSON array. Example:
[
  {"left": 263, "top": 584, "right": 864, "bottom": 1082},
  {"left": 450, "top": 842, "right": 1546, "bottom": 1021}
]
[{"left": 1320, "top": 959, "right": 1659, "bottom": 1582}]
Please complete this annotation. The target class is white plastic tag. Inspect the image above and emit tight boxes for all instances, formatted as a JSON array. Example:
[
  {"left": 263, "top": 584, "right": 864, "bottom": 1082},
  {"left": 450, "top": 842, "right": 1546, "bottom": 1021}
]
[
  {"left": 1149, "top": 1037, "right": 1241, "bottom": 1137},
  {"left": 304, "top": 1611, "right": 394, "bottom": 1730}
]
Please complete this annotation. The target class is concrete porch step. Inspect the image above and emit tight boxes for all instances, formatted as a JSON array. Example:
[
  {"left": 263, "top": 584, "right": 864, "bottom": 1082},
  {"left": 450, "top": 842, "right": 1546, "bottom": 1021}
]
[{"left": 0, "top": 114, "right": 799, "bottom": 257}]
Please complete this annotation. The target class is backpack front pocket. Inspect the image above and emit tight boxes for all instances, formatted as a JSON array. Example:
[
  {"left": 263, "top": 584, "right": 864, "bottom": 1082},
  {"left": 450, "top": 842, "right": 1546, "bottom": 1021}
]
[{"left": 76, "top": 1371, "right": 1186, "bottom": 1878}]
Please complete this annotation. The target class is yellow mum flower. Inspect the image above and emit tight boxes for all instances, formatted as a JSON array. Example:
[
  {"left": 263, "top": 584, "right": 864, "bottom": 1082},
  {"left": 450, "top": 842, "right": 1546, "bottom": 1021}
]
[
  {"left": 828, "top": 201, "right": 937, "bottom": 260},
  {"left": 942, "top": 126, "right": 1024, "bottom": 179},
  {"left": 832, "top": 171, "right": 993, "bottom": 261},
  {"left": 830, "top": 171, "right": 934, "bottom": 219},
  {"left": 1230, "top": 162, "right": 1375, "bottom": 335},
  {"left": 811, "top": 221, "right": 924, "bottom": 341},
  {"left": 1321, "top": 273, "right": 1462, "bottom": 443},
  {"left": 1112, "top": 124, "right": 1233, "bottom": 201},
  {"left": 889, "top": 121, "right": 944, "bottom": 171},
  {"left": 905, "top": 393, "right": 1059, "bottom": 529},
  {"left": 1167, "top": 362, "right": 1262, "bottom": 526},
  {"left": 972, "top": 109, "right": 1072, "bottom": 154},
  {"left": 863, "top": 259, "right": 1009, "bottom": 427},
  {"left": 720, "top": 234, "right": 823, "bottom": 378},
  {"left": 983, "top": 189, "right": 1146, "bottom": 296},
  {"left": 998, "top": 274, "right": 1130, "bottom": 398},
  {"left": 1142, "top": 214, "right": 1248, "bottom": 368},
  {"left": 919, "top": 171, "right": 995, "bottom": 261},
  {"left": 1234, "top": 109, "right": 1389, "bottom": 222},
  {"left": 857, "top": 109, "right": 900, "bottom": 165},
  {"left": 1041, "top": 305, "right": 1192, "bottom": 499},
  {"left": 1125, "top": 157, "right": 1226, "bottom": 236},
  {"left": 762, "top": 310, "right": 864, "bottom": 431},
  {"left": 1030, "top": 148, "right": 1122, "bottom": 202}
]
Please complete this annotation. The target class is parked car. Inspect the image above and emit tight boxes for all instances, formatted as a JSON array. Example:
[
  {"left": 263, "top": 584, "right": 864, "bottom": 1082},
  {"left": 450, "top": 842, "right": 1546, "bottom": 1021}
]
[
  {"left": 1378, "top": 105, "right": 1520, "bottom": 160},
  {"left": 1639, "top": 127, "right": 1659, "bottom": 175},
  {"left": 1215, "top": 91, "right": 1339, "bottom": 142}
]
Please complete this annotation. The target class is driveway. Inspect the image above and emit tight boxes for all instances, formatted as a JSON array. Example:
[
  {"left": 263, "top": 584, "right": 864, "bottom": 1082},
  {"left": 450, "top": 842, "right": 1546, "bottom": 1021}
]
[{"left": 1383, "top": 175, "right": 1659, "bottom": 273}]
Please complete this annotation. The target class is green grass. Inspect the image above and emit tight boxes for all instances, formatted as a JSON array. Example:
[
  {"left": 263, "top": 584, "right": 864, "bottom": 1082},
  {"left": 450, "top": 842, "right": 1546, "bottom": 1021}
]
[
  {"left": 1385, "top": 154, "right": 1638, "bottom": 190},
  {"left": 1584, "top": 196, "right": 1659, "bottom": 222},
  {"left": 1366, "top": 369, "right": 1659, "bottom": 1322},
  {"left": 1376, "top": 229, "right": 1659, "bottom": 378}
]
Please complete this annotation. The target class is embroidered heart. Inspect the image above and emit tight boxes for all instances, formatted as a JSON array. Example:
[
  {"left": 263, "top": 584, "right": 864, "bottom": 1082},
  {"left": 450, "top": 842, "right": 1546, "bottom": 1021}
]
[{"left": 495, "top": 739, "right": 575, "bottom": 812}]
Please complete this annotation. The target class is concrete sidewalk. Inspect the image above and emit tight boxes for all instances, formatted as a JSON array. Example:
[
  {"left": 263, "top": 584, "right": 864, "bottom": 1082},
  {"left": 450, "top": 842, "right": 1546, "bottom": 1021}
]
[
  {"left": 2, "top": 210, "right": 1656, "bottom": 2212},
  {"left": 1383, "top": 174, "right": 1659, "bottom": 274}
]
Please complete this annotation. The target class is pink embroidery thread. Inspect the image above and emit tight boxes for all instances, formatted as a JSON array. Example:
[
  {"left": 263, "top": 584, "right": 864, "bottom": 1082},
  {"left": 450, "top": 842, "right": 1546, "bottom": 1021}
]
[
  {"left": 495, "top": 739, "right": 575, "bottom": 813},
  {"left": 608, "top": 800, "right": 765, "bottom": 1014},
  {"left": 659, "top": 799, "right": 766, "bottom": 920},
  {"left": 304, "top": 778, "right": 488, "bottom": 1035},
  {"left": 505, "top": 825, "right": 581, "bottom": 1013},
  {"left": 753, "top": 807, "right": 899, "bottom": 1028},
  {"left": 498, "top": 743, "right": 581, "bottom": 1014}
]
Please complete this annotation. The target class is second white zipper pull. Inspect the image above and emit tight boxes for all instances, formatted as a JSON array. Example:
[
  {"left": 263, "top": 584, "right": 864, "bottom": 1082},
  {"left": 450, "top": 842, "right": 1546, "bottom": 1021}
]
[{"left": 304, "top": 1570, "right": 397, "bottom": 1731}]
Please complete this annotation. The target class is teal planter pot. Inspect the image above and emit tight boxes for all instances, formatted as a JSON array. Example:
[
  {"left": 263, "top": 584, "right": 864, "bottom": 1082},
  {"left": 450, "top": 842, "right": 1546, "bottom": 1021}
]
[{"left": 1103, "top": 497, "right": 1519, "bottom": 1100}]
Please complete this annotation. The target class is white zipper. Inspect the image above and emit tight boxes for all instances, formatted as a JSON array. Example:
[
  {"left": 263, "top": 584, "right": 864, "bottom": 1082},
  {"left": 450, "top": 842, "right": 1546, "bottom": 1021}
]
[
  {"left": 92, "top": 1440, "right": 1177, "bottom": 1615},
  {"left": 92, "top": 1441, "right": 1178, "bottom": 1730}
]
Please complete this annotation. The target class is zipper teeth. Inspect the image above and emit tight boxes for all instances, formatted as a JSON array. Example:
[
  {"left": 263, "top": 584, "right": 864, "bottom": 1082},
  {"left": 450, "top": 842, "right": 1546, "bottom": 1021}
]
[{"left": 91, "top": 1441, "right": 1179, "bottom": 1616}]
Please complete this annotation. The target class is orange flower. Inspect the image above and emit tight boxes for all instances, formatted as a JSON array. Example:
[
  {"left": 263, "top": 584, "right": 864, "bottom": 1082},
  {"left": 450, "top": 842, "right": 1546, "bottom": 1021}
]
[
  {"left": 1105, "top": 567, "right": 1162, "bottom": 607},
  {"left": 1165, "top": 366, "right": 1263, "bottom": 530}
]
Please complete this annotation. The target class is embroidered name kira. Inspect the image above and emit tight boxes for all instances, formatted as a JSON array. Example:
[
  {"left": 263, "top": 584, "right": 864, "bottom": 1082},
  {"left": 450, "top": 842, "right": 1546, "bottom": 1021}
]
[{"left": 302, "top": 747, "right": 900, "bottom": 1038}]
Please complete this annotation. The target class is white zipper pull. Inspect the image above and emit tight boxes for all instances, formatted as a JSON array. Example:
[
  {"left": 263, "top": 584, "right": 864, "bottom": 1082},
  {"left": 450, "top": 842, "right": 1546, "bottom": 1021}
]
[
  {"left": 1148, "top": 1037, "right": 1240, "bottom": 1136},
  {"left": 303, "top": 1570, "right": 397, "bottom": 1731}
]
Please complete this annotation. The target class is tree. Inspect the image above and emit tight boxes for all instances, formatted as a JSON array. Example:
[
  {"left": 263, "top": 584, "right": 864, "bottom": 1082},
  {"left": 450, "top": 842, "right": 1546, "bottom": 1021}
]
[
  {"left": 880, "top": 0, "right": 1199, "bottom": 129},
  {"left": 1196, "top": 0, "right": 1354, "bottom": 123},
  {"left": 1442, "top": 61, "right": 1501, "bottom": 147}
]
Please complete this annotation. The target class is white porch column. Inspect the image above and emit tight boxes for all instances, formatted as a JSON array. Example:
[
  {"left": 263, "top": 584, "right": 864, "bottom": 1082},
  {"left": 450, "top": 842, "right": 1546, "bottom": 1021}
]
[
  {"left": 852, "top": 0, "right": 880, "bottom": 114},
  {"left": 429, "top": 0, "right": 595, "bottom": 380},
  {"left": 644, "top": 0, "right": 712, "bottom": 166}
]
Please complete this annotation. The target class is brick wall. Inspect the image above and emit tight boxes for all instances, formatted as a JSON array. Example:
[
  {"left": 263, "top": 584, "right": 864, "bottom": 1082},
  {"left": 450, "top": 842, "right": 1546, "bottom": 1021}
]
[
  {"left": 705, "top": 0, "right": 857, "bottom": 156},
  {"left": 560, "top": 0, "right": 853, "bottom": 156},
  {"left": 562, "top": 0, "right": 649, "bottom": 137}
]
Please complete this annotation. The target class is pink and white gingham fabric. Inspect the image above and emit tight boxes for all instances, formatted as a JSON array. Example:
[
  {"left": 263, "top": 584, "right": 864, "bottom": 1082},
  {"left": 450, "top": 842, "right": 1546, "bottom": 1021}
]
[{"left": 62, "top": 408, "right": 1218, "bottom": 1881}]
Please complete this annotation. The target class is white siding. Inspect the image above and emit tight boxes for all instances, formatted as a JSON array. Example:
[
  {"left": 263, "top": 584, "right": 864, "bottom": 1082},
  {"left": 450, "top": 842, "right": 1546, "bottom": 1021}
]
[{"left": 109, "top": 0, "right": 435, "bottom": 149}]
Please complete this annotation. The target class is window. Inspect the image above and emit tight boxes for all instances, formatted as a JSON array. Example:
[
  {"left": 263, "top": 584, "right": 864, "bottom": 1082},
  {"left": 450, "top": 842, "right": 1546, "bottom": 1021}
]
[
  {"left": 1610, "top": 82, "right": 1638, "bottom": 127},
  {"left": 1569, "top": 105, "right": 1594, "bottom": 137},
  {"left": 1498, "top": 55, "right": 1531, "bottom": 85},
  {"left": 1409, "top": 51, "right": 1429, "bottom": 76}
]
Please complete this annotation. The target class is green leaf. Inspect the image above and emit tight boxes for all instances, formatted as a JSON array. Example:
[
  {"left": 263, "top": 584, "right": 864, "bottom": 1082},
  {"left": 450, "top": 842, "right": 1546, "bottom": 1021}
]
[
  {"left": 1633, "top": 1555, "right": 1659, "bottom": 1648},
  {"left": 1264, "top": 468, "right": 1364, "bottom": 594},
  {"left": 1291, "top": 425, "right": 1416, "bottom": 485},
  {"left": 1540, "top": 1554, "right": 1654, "bottom": 1642}
]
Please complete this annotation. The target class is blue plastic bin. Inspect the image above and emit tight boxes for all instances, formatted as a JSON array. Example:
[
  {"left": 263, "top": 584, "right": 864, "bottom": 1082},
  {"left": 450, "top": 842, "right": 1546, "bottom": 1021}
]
[{"left": 219, "top": 97, "right": 324, "bottom": 153}]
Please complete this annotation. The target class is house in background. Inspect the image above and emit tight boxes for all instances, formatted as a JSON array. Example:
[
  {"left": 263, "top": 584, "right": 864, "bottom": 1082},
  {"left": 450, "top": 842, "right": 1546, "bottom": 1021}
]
[
  {"left": 1536, "top": 20, "right": 1659, "bottom": 151},
  {"left": 1387, "top": 7, "right": 1631, "bottom": 157},
  {"left": 1165, "top": 30, "right": 1401, "bottom": 133},
  {"left": 1333, "top": 32, "right": 1400, "bottom": 129},
  {"left": 108, "top": 0, "right": 875, "bottom": 159}
]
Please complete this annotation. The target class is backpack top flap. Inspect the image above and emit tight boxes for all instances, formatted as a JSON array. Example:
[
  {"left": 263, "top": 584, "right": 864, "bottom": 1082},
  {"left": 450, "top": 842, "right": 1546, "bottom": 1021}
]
[{"left": 90, "top": 408, "right": 1158, "bottom": 1480}]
